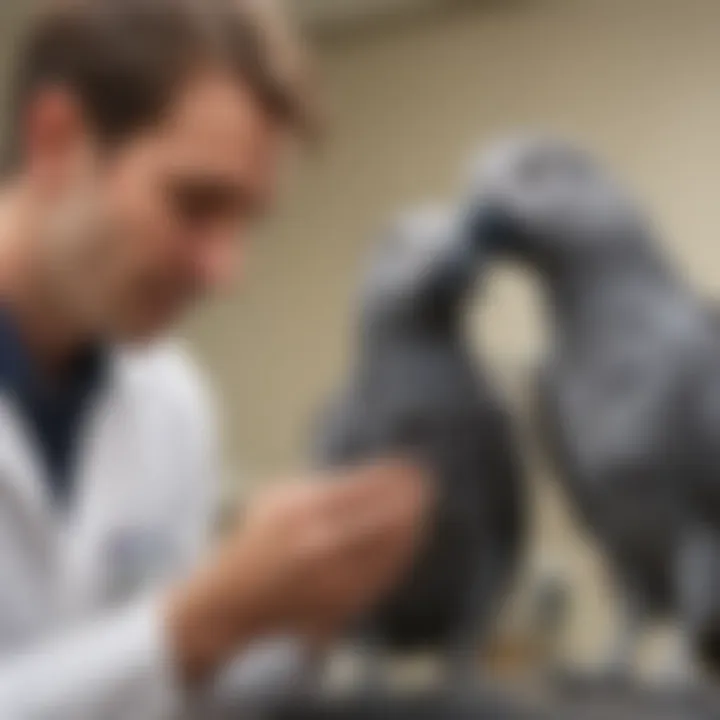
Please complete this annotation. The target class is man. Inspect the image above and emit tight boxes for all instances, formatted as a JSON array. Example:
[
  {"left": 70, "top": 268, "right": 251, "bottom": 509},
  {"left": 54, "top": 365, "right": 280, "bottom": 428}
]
[{"left": 0, "top": 0, "right": 430, "bottom": 717}]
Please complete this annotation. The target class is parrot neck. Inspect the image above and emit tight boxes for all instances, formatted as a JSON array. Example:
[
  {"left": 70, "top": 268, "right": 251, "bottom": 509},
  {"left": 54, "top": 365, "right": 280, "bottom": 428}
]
[
  {"left": 360, "top": 309, "right": 466, "bottom": 350},
  {"left": 358, "top": 322, "right": 466, "bottom": 371},
  {"left": 542, "top": 249, "right": 683, "bottom": 346},
  {"left": 354, "top": 334, "right": 473, "bottom": 401}
]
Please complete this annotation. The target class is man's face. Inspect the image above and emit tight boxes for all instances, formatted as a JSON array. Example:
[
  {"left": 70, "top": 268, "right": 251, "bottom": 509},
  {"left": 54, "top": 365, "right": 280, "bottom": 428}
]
[{"left": 28, "top": 71, "right": 286, "bottom": 341}]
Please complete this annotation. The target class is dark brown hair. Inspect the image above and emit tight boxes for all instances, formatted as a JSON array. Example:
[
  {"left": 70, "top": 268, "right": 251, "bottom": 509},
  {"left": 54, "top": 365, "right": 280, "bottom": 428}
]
[{"left": 4, "top": 0, "right": 317, "bottom": 168}]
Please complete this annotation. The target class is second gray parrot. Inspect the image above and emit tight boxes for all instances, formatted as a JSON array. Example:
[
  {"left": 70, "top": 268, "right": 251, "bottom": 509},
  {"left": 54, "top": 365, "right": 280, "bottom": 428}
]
[{"left": 468, "top": 136, "right": 720, "bottom": 682}]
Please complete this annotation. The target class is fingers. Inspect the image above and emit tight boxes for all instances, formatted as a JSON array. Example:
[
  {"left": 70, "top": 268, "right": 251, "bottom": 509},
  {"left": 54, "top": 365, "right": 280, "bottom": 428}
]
[
  {"left": 230, "top": 461, "right": 434, "bottom": 643},
  {"left": 305, "top": 464, "right": 430, "bottom": 590},
  {"left": 317, "top": 463, "right": 434, "bottom": 625},
  {"left": 291, "top": 463, "right": 431, "bottom": 592},
  {"left": 321, "top": 459, "right": 432, "bottom": 529}
]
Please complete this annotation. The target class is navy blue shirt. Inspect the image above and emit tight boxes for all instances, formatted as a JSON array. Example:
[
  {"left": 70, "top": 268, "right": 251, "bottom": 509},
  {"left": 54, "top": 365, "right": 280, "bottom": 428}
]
[{"left": 0, "top": 310, "right": 106, "bottom": 504}]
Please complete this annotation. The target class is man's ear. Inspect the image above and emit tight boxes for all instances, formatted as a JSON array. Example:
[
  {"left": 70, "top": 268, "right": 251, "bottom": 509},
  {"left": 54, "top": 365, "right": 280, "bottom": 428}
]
[{"left": 24, "top": 85, "right": 93, "bottom": 195}]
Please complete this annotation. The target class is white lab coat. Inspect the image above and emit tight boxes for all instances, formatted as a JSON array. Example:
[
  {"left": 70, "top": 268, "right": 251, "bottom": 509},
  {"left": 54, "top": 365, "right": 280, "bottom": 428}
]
[{"left": 0, "top": 342, "right": 307, "bottom": 719}]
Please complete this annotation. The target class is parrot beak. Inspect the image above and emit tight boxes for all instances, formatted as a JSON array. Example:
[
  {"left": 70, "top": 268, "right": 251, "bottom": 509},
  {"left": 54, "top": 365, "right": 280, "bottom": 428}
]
[{"left": 463, "top": 198, "right": 519, "bottom": 259}]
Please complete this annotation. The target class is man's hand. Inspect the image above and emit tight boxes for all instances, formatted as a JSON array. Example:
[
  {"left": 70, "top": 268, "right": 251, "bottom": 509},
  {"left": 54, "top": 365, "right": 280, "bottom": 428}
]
[{"left": 166, "top": 462, "right": 431, "bottom": 685}]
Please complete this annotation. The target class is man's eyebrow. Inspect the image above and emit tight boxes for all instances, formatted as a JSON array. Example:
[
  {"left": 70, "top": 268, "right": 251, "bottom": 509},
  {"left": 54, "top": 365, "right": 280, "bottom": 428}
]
[
  {"left": 169, "top": 176, "right": 241, "bottom": 196},
  {"left": 168, "top": 175, "right": 266, "bottom": 213}
]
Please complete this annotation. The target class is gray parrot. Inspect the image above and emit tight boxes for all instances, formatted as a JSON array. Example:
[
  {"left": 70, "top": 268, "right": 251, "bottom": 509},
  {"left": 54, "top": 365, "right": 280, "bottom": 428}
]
[
  {"left": 315, "top": 205, "right": 526, "bottom": 687},
  {"left": 467, "top": 136, "right": 720, "bottom": 682}
]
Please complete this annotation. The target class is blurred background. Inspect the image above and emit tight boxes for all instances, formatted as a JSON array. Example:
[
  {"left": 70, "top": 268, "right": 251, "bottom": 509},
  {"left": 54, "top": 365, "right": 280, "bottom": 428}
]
[{"left": 4, "top": 0, "right": 720, "bottom": 671}]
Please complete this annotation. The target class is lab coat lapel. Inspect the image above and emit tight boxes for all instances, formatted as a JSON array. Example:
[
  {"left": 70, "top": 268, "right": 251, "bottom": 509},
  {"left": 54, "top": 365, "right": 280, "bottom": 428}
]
[
  {"left": 0, "top": 397, "right": 62, "bottom": 645},
  {"left": 60, "top": 359, "right": 147, "bottom": 615},
  {"left": 0, "top": 396, "right": 57, "bottom": 550}
]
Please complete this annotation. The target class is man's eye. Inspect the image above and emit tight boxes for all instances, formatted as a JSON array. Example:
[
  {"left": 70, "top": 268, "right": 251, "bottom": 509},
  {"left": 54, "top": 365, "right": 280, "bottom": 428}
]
[
  {"left": 169, "top": 183, "right": 244, "bottom": 224},
  {"left": 172, "top": 189, "right": 228, "bottom": 222}
]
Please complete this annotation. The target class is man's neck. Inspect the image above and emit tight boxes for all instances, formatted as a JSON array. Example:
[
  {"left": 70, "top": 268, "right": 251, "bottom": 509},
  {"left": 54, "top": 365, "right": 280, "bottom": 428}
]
[{"left": 0, "top": 183, "right": 93, "bottom": 375}]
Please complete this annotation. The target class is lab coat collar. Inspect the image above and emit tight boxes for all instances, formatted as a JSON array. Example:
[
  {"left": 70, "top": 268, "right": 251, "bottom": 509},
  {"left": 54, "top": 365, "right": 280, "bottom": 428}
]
[
  {"left": 0, "top": 346, "right": 125, "bottom": 532},
  {"left": 0, "top": 307, "right": 109, "bottom": 404}
]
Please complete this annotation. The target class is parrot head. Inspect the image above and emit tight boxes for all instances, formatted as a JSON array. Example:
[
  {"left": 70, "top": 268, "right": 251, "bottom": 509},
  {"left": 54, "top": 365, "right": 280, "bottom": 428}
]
[
  {"left": 359, "top": 204, "right": 482, "bottom": 339},
  {"left": 465, "top": 135, "right": 649, "bottom": 271}
]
